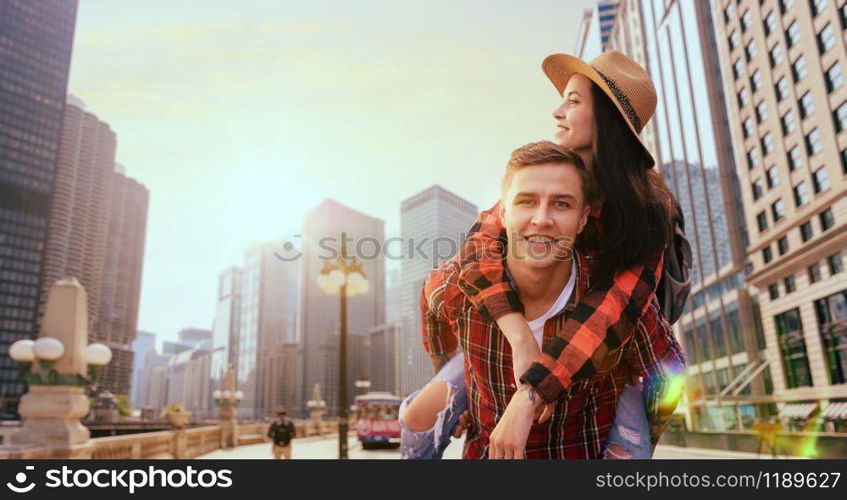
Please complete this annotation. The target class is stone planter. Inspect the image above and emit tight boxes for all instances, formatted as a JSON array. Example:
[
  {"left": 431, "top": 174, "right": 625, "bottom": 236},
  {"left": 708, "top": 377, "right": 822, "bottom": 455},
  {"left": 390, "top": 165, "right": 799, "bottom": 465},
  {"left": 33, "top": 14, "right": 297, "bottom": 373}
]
[{"left": 166, "top": 411, "right": 190, "bottom": 428}]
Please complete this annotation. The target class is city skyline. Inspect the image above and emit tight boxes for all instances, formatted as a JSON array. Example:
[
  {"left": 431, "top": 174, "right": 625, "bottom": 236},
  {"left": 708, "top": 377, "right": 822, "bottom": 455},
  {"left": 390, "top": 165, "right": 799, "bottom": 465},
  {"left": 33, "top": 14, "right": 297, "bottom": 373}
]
[{"left": 67, "top": 0, "right": 597, "bottom": 346}]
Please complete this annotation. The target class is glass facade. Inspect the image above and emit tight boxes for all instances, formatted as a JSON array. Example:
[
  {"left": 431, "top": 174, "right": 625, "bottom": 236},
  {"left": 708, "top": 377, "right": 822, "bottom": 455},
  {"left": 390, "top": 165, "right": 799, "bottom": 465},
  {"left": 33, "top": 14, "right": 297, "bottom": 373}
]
[
  {"left": 0, "top": 0, "right": 78, "bottom": 418},
  {"left": 774, "top": 308, "right": 813, "bottom": 388}
]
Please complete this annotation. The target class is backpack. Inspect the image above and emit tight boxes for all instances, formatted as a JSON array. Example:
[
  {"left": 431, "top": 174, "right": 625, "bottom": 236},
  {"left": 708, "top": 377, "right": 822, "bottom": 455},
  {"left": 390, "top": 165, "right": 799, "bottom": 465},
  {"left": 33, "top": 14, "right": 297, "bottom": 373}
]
[
  {"left": 270, "top": 420, "right": 293, "bottom": 446},
  {"left": 657, "top": 196, "right": 693, "bottom": 325}
]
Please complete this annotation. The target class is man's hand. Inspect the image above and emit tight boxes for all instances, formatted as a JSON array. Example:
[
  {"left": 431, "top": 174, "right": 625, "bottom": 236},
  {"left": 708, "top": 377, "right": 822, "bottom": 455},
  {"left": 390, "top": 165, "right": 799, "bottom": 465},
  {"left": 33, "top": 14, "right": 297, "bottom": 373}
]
[
  {"left": 488, "top": 384, "right": 543, "bottom": 459},
  {"left": 452, "top": 411, "right": 471, "bottom": 438}
]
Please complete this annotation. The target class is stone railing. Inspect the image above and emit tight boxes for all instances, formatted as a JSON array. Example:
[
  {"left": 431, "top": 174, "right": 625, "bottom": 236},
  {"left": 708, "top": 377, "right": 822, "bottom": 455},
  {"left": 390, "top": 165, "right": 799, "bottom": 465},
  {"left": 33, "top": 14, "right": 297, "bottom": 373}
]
[{"left": 0, "top": 418, "right": 349, "bottom": 459}]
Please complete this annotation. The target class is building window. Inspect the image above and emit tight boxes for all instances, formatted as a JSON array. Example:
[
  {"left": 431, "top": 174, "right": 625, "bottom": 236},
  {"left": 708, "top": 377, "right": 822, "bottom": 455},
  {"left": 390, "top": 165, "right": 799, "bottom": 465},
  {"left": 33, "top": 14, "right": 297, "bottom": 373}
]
[
  {"left": 820, "top": 207, "right": 835, "bottom": 230},
  {"left": 799, "top": 91, "right": 815, "bottom": 119},
  {"left": 764, "top": 245, "right": 774, "bottom": 263},
  {"left": 805, "top": 128, "right": 823, "bottom": 156},
  {"left": 812, "top": 167, "right": 830, "bottom": 193},
  {"left": 738, "top": 87, "right": 750, "bottom": 108},
  {"left": 725, "top": 3, "right": 737, "bottom": 23},
  {"left": 766, "top": 165, "right": 780, "bottom": 188},
  {"left": 734, "top": 58, "right": 744, "bottom": 80},
  {"left": 757, "top": 211, "right": 769, "bottom": 232},
  {"left": 756, "top": 101, "right": 768, "bottom": 123},
  {"left": 793, "top": 181, "right": 810, "bottom": 207},
  {"left": 818, "top": 23, "right": 836, "bottom": 54},
  {"left": 834, "top": 101, "right": 847, "bottom": 132},
  {"left": 826, "top": 62, "right": 844, "bottom": 92},
  {"left": 764, "top": 10, "right": 778, "bottom": 36},
  {"left": 752, "top": 178, "right": 764, "bottom": 200},
  {"left": 800, "top": 220, "right": 814, "bottom": 241},
  {"left": 745, "top": 39, "right": 757, "bottom": 62},
  {"left": 710, "top": 315, "right": 727, "bottom": 358},
  {"left": 772, "top": 199, "right": 785, "bottom": 222},
  {"left": 730, "top": 30, "right": 741, "bottom": 51},
  {"left": 842, "top": 149, "right": 847, "bottom": 175},
  {"left": 779, "top": 0, "right": 795, "bottom": 14},
  {"left": 782, "top": 110, "right": 797, "bottom": 134},
  {"left": 808, "top": 262, "right": 822, "bottom": 284},
  {"left": 769, "top": 283, "right": 779, "bottom": 300},
  {"left": 787, "top": 145, "right": 803, "bottom": 171},
  {"left": 761, "top": 133, "right": 773, "bottom": 155},
  {"left": 828, "top": 252, "right": 844, "bottom": 274},
  {"left": 747, "top": 148, "right": 760, "bottom": 169},
  {"left": 741, "top": 9, "right": 752, "bottom": 32},
  {"left": 775, "top": 76, "right": 789, "bottom": 101},
  {"left": 792, "top": 56, "right": 807, "bottom": 82},
  {"left": 786, "top": 21, "right": 801, "bottom": 48},
  {"left": 778, "top": 235, "right": 790, "bottom": 255},
  {"left": 813, "top": 289, "right": 847, "bottom": 385},
  {"left": 750, "top": 70, "right": 762, "bottom": 93},
  {"left": 727, "top": 308, "right": 744, "bottom": 354},
  {"left": 743, "top": 117, "right": 754, "bottom": 138},
  {"left": 784, "top": 275, "right": 797, "bottom": 294},
  {"left": 841, "top": 2, "right": 847, "bottom": 29},
  {"left": 774, "top": 308, "right": 813, "bottom": 388},
  {"left": 770, "top": 43, "right": 784, "bottom": 68},
  {"left": 810, "top": 0, "right": 828, "bottom": 18}
]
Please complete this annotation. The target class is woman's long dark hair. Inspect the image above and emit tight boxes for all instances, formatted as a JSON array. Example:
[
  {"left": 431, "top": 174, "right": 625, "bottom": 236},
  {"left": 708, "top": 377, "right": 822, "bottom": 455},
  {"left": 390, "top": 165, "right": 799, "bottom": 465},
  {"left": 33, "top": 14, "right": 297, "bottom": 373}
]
[{"left": 580, "top": 83, "right": 673, "bottom": 286}]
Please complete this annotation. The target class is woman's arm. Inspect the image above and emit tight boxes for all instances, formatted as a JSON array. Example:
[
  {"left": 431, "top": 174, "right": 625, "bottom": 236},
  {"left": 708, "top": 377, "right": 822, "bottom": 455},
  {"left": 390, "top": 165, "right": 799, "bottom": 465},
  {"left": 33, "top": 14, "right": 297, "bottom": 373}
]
[{"left": 454, "top": 202, "right": 539, "bottom": 381}]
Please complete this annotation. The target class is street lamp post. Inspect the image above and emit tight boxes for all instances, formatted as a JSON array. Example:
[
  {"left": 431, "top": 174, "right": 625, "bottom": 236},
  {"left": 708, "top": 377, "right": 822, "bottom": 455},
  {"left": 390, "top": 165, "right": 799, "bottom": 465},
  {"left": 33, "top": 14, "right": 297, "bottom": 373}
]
[{"left": 316, "top": 232, "right": 369, "bottom": 460}]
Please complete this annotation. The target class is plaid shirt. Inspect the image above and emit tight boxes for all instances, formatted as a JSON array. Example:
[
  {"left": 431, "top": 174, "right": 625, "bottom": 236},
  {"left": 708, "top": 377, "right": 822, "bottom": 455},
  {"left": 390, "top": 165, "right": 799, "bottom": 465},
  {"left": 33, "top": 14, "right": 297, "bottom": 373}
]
[{"left": 423, "top": 251, "right": 685, "bottom": 459}]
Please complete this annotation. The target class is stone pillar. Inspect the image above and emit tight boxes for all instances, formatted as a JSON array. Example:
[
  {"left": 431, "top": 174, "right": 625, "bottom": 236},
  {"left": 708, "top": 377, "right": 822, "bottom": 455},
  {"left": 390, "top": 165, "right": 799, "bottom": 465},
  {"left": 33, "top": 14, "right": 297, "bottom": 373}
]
[{"left": 8, "top": 277, "right": 94, "bottom": 458}]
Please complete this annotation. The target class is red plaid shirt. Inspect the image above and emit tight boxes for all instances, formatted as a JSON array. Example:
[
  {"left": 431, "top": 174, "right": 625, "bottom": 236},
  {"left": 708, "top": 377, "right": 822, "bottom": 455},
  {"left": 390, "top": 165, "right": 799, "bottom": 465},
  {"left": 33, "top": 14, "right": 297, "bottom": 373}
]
[{"left": 422, "top": 251, "right": 685, "bottom": 459}]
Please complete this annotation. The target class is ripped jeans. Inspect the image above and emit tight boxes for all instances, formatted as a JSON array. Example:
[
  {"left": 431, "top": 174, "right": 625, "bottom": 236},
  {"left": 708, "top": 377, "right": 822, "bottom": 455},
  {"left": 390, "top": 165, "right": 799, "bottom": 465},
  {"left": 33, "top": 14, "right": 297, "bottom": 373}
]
[{"left": 399, "top": 352, "right": 652, "bottom": 459}]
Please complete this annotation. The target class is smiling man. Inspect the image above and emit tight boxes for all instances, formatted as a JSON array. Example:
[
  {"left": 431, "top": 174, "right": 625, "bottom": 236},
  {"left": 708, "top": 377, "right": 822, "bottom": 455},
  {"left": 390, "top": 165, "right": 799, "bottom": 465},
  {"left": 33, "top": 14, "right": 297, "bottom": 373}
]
[{"left": 421, "top": 141, "right": 684, "bottom": 459}]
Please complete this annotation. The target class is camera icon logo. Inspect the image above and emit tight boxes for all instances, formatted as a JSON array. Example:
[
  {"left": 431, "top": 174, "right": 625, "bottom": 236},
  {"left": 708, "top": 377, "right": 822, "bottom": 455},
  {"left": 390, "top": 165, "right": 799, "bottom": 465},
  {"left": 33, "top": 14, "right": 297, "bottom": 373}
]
[{"left": 6, "top": 466, "right": 36, "bottom": 494}]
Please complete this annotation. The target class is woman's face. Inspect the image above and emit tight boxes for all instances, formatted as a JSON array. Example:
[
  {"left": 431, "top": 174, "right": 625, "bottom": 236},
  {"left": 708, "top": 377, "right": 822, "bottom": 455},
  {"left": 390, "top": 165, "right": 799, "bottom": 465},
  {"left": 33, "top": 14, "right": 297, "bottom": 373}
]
[{"left": 553, "top": 73, "right": 596, "bottom": 154}]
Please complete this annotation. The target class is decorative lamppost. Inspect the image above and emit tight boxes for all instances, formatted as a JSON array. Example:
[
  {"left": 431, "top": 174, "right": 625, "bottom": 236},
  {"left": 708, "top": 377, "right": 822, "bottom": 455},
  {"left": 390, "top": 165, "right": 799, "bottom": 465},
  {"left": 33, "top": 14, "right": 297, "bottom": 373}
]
[
  {"left": 5, "top": 277, "right": 112, "bottom": 458},
  {"left": 316, "top": 232, "right": 369, "bottom": 459},
  {"left": 212, "top": 365, "right": 242, "bottom": 448},
  {"left": 355, "top": 378, "right": 371, "bottom": 395}
]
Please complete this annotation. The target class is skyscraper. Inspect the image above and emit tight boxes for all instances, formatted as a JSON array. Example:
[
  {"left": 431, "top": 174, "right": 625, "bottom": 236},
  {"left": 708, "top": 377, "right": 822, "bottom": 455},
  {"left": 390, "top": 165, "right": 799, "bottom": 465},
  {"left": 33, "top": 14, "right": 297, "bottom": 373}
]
[
  {"left": 95, "top": 169, "right": 149, "bottom": 396},
  {"left": 368, "top": 322, "right": 401, "bottom": 395},
  {"left": 713, "top": 0, "right": 847, "bottom": 417},
  {"left": 41, "top": 96, "right": 116, "bottom": 329},
  {"left": 237, "top": 240, "right": 300, "bottom": 419},
  {"left": 210, "top": 266, "right": 242, "bottom": 410},
  {"left": 301, "top": 199, "right": 385, "bottom": 415},
  {"left": 130, "top": 330, "right": 155, "bottom": 409},
  {"left": 399, "top": 185, "right": 477, "bottom": 396},
  {"left": 177, "top": 327, "right": 212, "bottom": 349},
  {"left": 0, "top": 0, "right": 78, "bottom": 418},
  {"left": 605, "top": 0, "right": 772, "bottom": 431}
]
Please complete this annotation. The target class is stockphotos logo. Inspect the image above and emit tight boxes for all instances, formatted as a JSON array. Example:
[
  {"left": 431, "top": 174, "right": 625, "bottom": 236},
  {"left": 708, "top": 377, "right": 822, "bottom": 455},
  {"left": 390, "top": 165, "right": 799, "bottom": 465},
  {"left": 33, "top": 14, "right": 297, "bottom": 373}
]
[
  {"left": 6, "top": 465, "right": 232, "bottom": 494},
  {"left": 6, "top": 466, "right": 35, "bottom": 493}
]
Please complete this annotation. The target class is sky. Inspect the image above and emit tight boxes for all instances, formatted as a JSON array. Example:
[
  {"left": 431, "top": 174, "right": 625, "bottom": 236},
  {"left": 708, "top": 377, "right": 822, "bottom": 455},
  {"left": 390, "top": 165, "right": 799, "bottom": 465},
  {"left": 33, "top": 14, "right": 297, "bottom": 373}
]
[{"left": 67, "top": 0, "right": 598, "bottom": 347}]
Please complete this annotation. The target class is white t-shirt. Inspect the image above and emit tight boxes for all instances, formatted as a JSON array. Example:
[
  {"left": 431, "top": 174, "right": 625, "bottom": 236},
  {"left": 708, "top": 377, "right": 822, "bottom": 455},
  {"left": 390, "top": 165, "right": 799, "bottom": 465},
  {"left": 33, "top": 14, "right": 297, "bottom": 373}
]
[{"left": 526, "top": 261, "right": 576, "bottom": 348}]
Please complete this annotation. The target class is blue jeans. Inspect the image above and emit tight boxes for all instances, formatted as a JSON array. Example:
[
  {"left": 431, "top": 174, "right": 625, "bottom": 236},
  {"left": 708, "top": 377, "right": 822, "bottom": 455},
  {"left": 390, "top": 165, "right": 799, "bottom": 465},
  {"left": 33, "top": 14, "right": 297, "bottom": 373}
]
[{"left": 399, "top": 353, "right": 651, "bottom": 459}]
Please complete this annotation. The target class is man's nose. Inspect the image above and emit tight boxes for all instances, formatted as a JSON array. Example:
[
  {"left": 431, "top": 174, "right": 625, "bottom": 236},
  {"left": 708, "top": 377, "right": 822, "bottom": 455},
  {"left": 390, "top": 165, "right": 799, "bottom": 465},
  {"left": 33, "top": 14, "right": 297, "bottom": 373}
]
[{"left": 531, "top": 203, "right": 553, "bottom": 227}]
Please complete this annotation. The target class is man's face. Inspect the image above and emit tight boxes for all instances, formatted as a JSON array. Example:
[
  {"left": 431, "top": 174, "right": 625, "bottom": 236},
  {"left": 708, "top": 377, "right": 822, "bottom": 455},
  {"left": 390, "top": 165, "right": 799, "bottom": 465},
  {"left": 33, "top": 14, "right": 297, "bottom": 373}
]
[{"left": 500, "top": 163, "right": 590, "bottom": 269}]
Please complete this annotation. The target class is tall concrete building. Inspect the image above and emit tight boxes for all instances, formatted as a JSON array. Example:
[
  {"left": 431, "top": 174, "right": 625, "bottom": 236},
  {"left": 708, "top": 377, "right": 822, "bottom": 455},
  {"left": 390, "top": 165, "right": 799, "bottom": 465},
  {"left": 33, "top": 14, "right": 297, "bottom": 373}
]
[
  {"left": 130, "top": 330, "right": 156, "bottom": 409},
  {"left": 576, "top": 1, "right": 621, "bottom": 59},
  {"left": 301, "top": 199, "right": 385, "bottom": 415},
  {"left": 386, "top": 267, "right": 402, "bottom": 323},
  {"left": 95, "top": 168, "right": 149, "bottom": 396},
  {"left": 713, "top": 0, "right": 847, "bottom": 418},
  {"left": 210, "top": 266, "right": 242, "bottom": 409},
  {"left": 0, "top": 0, "right": 78, "bottom": 419},
  {"left": 368, "top": 322, "right": 401, "bottom": 395},
  {"left": 41, "top": 96, "right": 116, "bottom": 329},
  {"left": 237, "top": 240, "right": 300, "bottom": 420},
  {"left": 610, "top": 0, "right": 772, "bottom": 432},
  {"left": 137, "top": 350, "right": 171, "bottom": 413},
  {"left": 165, "top": 347, "right": 212, "bottom": 418},
  {"left": 399, "top": 185, "right": 477, "bottom": 396}
]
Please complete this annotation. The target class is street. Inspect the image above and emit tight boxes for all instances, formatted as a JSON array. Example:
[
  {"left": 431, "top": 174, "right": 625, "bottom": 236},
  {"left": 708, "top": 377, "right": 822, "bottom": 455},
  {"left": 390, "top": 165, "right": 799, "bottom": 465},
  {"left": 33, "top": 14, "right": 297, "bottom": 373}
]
[{"left": 198, "top": 434, "right": 779, "bottom": 460}]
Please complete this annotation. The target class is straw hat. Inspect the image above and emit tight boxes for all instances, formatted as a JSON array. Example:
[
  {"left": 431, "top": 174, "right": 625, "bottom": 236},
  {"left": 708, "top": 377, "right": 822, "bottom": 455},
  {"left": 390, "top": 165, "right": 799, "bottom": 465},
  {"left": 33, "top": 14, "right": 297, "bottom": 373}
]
[{"left": 542, "top": 50, "right": 657, "bottom": 167}]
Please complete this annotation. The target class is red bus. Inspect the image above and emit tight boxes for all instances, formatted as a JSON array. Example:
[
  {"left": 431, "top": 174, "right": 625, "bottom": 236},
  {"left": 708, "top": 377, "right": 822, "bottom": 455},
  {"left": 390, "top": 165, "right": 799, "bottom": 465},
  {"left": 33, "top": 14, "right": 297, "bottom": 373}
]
[{"left": 354, "top": 392, "right": 402, "bottom": 449}]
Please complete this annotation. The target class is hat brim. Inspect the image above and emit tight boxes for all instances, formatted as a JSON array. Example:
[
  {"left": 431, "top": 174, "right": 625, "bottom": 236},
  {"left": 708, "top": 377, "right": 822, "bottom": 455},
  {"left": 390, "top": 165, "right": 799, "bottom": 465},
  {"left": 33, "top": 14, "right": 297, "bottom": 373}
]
[{"left": 542, "top": 54, "right": 655, "bottom": 168}]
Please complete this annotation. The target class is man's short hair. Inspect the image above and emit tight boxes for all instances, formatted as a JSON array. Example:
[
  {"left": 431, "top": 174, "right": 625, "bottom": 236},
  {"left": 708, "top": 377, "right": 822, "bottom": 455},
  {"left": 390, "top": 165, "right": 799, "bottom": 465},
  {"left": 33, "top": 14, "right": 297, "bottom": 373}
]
[{"left": 501, "top": 141, "right": 593, "bottom": 206}]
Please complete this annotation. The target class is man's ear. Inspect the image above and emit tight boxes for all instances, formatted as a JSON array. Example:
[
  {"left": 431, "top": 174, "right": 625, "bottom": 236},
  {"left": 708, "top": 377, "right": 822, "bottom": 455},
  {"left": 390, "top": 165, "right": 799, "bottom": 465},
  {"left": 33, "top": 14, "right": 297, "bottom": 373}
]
[{"left": 577, "top": 204, "right": 591, "bottom": 234}]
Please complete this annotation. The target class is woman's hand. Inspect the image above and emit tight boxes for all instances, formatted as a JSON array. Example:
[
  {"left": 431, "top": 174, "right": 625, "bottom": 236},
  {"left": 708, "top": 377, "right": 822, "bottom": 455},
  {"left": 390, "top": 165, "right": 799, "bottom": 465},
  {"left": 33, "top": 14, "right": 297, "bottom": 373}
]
[{"left": 488, "top": 384, "right": 544, "bottom": 459}]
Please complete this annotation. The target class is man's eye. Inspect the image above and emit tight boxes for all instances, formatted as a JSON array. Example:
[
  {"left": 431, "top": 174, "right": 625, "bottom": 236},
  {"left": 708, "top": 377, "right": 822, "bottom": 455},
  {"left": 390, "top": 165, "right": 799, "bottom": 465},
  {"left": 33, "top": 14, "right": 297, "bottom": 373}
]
[{"left": 554, "top": 201, "right": 570, "bottom": 208}]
